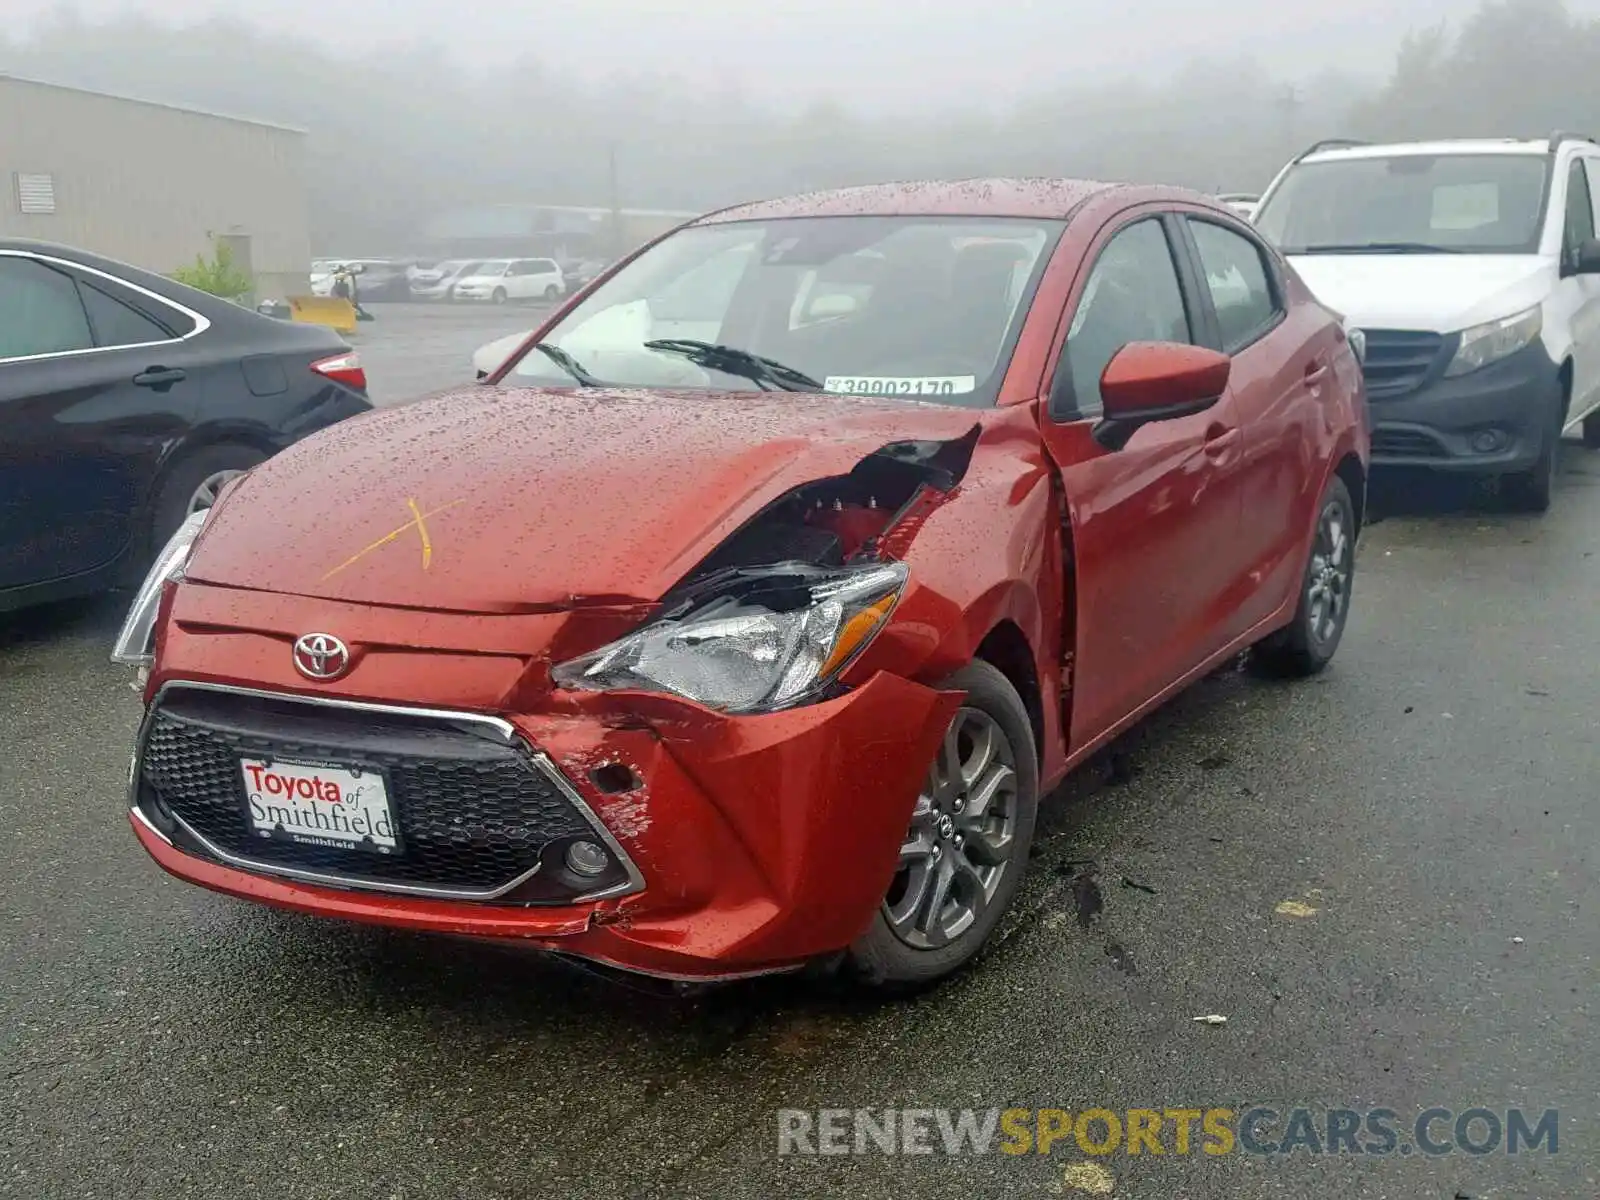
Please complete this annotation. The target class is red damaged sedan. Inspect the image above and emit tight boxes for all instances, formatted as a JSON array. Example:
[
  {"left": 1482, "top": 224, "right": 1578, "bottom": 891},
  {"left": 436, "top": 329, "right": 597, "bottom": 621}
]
[{"left": 113, "top": 179, "right": 1368, "bottom": 989}]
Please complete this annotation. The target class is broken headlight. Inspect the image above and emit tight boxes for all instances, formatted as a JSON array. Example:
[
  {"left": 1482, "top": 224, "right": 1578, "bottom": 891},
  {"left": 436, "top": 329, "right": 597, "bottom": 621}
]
[
  {"left": 552, "top": 561, "right": 908, "bottom": 714},
  {"left": 111, "top": 509, "right": 210, "bottom": 667}
]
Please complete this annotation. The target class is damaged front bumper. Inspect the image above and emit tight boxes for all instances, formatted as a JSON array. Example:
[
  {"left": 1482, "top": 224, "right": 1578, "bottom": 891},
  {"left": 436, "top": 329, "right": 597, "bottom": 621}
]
[{"left": 131, "top": 595, "right": 958, "bottom": 981}]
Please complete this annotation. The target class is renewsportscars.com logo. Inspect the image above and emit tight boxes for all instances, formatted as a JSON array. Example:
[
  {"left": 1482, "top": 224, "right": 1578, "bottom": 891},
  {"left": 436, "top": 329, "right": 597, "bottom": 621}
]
[{"left": 776, "top": 1106, "right": 1560, "bottom": 1158}]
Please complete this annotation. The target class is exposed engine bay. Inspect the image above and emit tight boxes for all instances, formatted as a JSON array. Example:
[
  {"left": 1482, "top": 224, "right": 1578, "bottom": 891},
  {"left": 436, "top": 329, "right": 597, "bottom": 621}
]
[{"left": 680, "top": 427, "right": 982, "bottom": 589}]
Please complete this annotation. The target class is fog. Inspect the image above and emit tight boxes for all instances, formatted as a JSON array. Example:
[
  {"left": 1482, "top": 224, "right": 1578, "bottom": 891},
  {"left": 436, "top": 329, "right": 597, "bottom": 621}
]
[
  {"left": 8, "top": 0, "right": 1500, "bottom": 102},
  {"left": 6, "top": 0, "right": 1600, "bottom": 251}
]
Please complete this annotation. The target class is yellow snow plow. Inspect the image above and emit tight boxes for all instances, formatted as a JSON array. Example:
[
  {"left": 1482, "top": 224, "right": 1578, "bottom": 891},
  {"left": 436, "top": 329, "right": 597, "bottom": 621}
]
[{"left": 287, "top": 295, "right": 358, "bottom": 334}]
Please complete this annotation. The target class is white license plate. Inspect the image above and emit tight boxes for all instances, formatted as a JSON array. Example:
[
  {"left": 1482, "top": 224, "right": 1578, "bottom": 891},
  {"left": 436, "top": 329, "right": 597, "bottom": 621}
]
[{"left": 239, "top": 756, "right": 400, "bottom": 854}]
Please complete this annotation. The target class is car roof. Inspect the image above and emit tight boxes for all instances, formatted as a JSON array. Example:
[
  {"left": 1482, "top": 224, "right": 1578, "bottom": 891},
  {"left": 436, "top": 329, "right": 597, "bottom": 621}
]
[
  {"left": 1300, "top": 138, "right": 1556, "bottom": 165},
  {"left": 0, "top": 236, "right": 202, "bottom": 288},
  {"left": 0, "top": 238, "right": 278, "bottom": 332},
  {"left": 693, "top": 178, "right": 1200, "bottom": 224}
]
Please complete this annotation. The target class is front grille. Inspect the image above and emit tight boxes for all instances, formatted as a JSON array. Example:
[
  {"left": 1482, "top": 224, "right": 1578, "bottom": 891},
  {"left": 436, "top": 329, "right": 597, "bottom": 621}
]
[
  {"left": 1371, "top": 428, "right": 1446, "bottom": 458},
  {"left": 1360, "top": 330, "right": 1446, "bottom": 400},
  {"left": 136, "top": 689, "right": 601, "bottom": 898}
]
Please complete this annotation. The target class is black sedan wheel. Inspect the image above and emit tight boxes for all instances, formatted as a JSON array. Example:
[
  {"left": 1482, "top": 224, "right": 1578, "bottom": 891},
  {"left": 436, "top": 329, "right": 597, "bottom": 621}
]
[{"left": 149, "top": 444, "right": 265, "bottom": 552}]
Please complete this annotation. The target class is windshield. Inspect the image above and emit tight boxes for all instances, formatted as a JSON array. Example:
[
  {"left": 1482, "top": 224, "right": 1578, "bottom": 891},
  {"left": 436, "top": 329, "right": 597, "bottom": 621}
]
[
  {"left": 1255, "top": 153, "right": 1550, "bottom": 254},
  {"left": 474, "top": 262, "right": 510, "bottom": 277},
  {"left": 500, "top": 215, "right": 1061, "bottom": 407}
]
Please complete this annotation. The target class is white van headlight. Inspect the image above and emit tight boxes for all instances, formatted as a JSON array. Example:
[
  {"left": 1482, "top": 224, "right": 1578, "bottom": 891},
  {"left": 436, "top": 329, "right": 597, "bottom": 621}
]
[
  {"left": 1444, "top": 307, "right": 1543, "bottom": 377},
  {"left": 110, "top": 510, "right": 210, "bottom": 666}
]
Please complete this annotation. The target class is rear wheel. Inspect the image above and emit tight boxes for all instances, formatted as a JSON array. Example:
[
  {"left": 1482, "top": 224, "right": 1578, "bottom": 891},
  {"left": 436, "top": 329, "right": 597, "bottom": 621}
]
[
  {"left": 543, "top": 284, "right": 560, "bottom": 300},
  {"left": 1250, "top": 476, "right": 1356, "bottom": 677},
  {"left": 1582, "top": 410, "right": 1600, "bottom": 449},
  {"left": 847, "top": 660, "right": 1039, "bottom": 991},
  {"left": 148, "top": 444, "right": 265, "bottom": 554}
]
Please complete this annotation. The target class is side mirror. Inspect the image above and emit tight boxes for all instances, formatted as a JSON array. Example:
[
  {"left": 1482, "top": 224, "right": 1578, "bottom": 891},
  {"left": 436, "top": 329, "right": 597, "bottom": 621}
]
[
  {"left": 1093, "top": 342, "right": 1231, "bottom": 451},
  {"left": 1571, "top": 237, "right": 1600, "bottom": 275}
]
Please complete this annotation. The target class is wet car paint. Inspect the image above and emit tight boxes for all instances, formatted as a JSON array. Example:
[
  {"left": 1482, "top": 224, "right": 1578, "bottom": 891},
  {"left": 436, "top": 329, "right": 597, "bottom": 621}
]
[{"left": 131, "top": 179, "right": 1369, "bottom": 981}]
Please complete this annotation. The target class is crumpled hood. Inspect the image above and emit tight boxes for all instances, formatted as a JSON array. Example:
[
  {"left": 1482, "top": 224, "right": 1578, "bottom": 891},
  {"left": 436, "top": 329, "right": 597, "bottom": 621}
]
[
  {"left": 1288, "top": 253, "right": 1554, "bottom": 331},
  {"left": 186, "top": 385, "right": 985, "bottom": 612}
]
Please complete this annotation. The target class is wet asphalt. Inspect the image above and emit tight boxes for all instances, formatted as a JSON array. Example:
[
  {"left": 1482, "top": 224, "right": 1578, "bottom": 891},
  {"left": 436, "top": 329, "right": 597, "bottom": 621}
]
[
  {"left": 347, "top": 300, "right": 549, "bottom": 405},
  {"left": 3, "top": 446, "right": 1598, "bottom": 1199}
]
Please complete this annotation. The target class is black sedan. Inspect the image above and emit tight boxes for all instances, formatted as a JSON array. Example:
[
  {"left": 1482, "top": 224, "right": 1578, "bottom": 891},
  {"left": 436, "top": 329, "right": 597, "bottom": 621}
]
[{"left": 0, "top": 239, "right": 372, "bottom": 612}]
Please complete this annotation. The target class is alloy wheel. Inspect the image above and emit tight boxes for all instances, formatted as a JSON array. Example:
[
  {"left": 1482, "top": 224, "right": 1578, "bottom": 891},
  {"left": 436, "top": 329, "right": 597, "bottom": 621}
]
[
  {"left": 187, "top": 469, "right": 245, "bottom": 516},
  {"left": 883, "top": 707, "right": 1020, "bottom": 950},
  {"left": 1306, "top": 498, "right": 1352, "bottom": 646}
]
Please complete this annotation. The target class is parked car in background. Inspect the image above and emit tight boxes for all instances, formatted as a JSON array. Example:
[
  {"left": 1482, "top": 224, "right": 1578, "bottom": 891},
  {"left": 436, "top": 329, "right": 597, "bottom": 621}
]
[
  {"left": 116, "top": 179, "right": 1367, "bottom": 991},
  {"left": 473, "top": 326, "right": 531, "bottom": 378},
  {"left": 411, "top": 259, "right": 484, "bottom": 301},
  {"left": 453, "top": 258, "right": 565, "bottom": 304},
  {"left": 309, "top": 259, "right": 411, "bottom": 302},
  {"left": 309, "top": 259, "right": 348, "bottom": 294},
  {"left": 560, "top": 258, "right": 610, "bottom": 294},
  {"left": 1216, "top": 193, "right": 1260, "bottom": 220},
  {"left": 1254, "top": 134, "right": 1600, "bottom": 511},
  {"left": 0, "top": 239, "right": 371, "bottom": 612}
]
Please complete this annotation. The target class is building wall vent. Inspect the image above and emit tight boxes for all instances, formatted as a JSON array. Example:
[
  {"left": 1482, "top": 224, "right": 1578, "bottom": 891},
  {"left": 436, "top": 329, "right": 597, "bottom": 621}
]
[{"left": 16, "top": 173, "right": 56, "bottom": 214}]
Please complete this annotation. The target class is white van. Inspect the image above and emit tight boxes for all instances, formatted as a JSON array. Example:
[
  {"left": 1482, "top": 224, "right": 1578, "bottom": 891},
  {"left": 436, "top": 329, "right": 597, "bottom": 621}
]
[{"left": 1252, "top": 135, "right": 1600, "bottom": 511}]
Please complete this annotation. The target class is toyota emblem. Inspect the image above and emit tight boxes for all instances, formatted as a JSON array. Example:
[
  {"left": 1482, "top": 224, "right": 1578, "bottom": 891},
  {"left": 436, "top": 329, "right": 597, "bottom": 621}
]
[{"left": 292, "top": 632, "right": 351, "bottom": 681}]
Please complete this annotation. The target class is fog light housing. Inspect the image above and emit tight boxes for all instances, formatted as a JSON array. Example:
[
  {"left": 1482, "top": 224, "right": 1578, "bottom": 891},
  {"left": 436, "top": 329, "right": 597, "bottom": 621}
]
[
  {"left": 565, "top": 840, "right": 610, "bottom": 877},
  {"left": 1470, "top": 428, "right": 1508, "bottom": 453}
]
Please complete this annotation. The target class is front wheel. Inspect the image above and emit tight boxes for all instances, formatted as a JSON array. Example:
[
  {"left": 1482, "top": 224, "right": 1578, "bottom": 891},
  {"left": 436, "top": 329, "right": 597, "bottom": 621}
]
[
  {"left": 847, "top": 660, "right": 1039, "bottom": 991},
  {"left": 1250, "top": 475, "right": 1356, "bottom": 678},
  {"left": 543, "top": 284, "right": 560, "bottom": 300},
  {"left": 491, "top": 288, "right": 507, "bottom": 305},
  {"left": 1502, "top": 428, "right": 1558, "bottom": 513}
]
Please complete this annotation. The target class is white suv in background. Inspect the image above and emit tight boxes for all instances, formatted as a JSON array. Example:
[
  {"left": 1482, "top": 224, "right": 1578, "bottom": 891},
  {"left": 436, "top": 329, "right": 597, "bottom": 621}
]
[
  {"left": 452, "top": 258, "right": 565, "bottom": 304},
  {"left": 1253, "top": 134, "right": 1600, "bottom": 511}
]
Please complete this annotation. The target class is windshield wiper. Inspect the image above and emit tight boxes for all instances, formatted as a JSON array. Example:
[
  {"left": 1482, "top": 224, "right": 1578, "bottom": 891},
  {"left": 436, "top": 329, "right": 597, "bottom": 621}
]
[
  {"left": 642, "top": 338, "right": 824, "bottom": 392},
  {"left": 1295, "top": 241, "right": 1464, "bottom": 255},
  {"left": 526, "top": 342, "right": 602, "bottom": 386}
]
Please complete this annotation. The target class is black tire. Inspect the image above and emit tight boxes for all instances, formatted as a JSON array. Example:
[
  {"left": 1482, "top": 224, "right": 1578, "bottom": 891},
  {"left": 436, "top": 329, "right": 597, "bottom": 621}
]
[
  {"left": 543, "top": 284, "right": 560, "bottom": 300},
  {"left": 1250, "top": 475, "right": 1356, "bottom": 678},
  {"left": 491, "top": 288, "right": 507, "bottom": 305},
  {"left": 846, "top": 660, "right": 1039, "bottom": 991},
  {"left": 1583, "top": 410, "right": 1600, "bottom": 449},
  {"left": 1503, "top": 389, "right": 1565, "bottom": 512},
  {"left": 148, "top": 444, "right": 265, "bottom": 555}
]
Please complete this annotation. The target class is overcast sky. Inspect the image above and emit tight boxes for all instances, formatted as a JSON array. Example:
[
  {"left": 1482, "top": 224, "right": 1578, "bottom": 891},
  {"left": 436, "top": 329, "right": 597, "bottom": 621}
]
[{"left": 15, "top": 0, "right": 1600, "bottom": 109}]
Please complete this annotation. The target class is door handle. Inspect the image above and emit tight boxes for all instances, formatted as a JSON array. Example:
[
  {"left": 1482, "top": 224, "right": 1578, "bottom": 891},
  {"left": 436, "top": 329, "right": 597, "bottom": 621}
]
[
  {"left": 133, "top": 367, "right": 186, "bottom": 388},
  {"left": 1304, "top": 359, "right": 1329, "bottom": 386},
  {"left": 1202, "top": 423, "right": 1240, "bottom": 456}
]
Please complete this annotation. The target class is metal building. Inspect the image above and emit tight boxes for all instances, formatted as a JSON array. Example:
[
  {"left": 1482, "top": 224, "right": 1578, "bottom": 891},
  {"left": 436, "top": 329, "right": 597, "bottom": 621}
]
[{"left": 0, "top": 74, "right": 311, "bottom": 302}]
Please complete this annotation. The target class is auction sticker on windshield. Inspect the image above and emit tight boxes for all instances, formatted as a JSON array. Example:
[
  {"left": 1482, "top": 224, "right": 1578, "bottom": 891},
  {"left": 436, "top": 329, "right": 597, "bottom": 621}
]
[
  {"left": 825, "top": 375, "right": 977, "bottom": 397},
  {"left": 239, "top": 757, "right": 400, "bottom": 854}
]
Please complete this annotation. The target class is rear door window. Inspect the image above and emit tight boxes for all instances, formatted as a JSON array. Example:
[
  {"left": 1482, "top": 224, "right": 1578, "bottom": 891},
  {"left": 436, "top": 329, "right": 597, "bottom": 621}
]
[
  {"left": 0, "top": 255, "right": 96, "bottom": 360},
  {"left": 79, "top": 281, "right": 176, "bottom": 348},
  {"left": 1186, "top": 220, "right": 1283, "bottom": 353}
]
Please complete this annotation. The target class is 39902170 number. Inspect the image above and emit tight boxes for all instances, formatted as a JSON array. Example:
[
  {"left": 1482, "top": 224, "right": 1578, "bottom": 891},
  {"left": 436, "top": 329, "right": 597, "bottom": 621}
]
[{"left": 823, "top": 375, "right": 976, "bottom": 397}]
